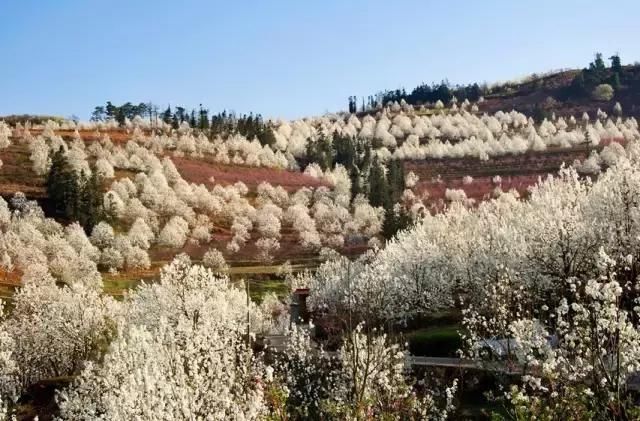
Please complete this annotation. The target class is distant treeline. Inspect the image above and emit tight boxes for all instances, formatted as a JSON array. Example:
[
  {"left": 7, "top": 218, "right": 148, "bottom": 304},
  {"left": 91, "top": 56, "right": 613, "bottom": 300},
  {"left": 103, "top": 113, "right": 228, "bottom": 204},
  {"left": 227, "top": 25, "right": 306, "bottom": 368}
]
[
  {"left": 348, "top": 81, "right": 484, "bottom": 113},
  {"left": 349, "top": 53, "right": 640, "bottom": 113},
  {"left": 90, "top": 102, "right": 276, "bottom": 146},
  {"left": 0, "top": 114, "right": 66, "bottom": 125},
  {"left": 561, "top": 53, "right": 627, "bottom": 99}
]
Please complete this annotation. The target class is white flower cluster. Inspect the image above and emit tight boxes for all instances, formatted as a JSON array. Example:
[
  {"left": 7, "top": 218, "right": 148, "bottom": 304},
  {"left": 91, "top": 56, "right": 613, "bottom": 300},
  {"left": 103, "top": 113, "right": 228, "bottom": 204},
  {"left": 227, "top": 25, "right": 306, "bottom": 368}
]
[
  {"left": 56, "top": 255, "right": 269, "bottom": 419},
  {"left": 0, "top": 195, "right": 102, "bottom": 288},
  {"left": 270, "top": 108, "right": 638, "bottom": 163},
  {"left": 307, "top": 139, "right": 640, "bottom": 327},
  {"left": 100, "top": 160, "right": 383, "bottom": 262},
  {"left": 19, "top": 105, "right": 639, "bottom": 177}
]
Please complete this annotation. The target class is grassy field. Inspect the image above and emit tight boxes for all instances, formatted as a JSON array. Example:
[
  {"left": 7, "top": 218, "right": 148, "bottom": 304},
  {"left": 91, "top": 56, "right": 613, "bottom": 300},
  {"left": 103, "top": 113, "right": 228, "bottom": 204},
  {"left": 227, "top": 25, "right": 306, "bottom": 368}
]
[
  {"left": 244, "top": 278, "right": 289, "bottom": 303},
  {"left": 405, "top": 324, "right": 463, "bottom": 357},
  {"left": 101, "top": 259, "right": 315, "bottom": 301}
]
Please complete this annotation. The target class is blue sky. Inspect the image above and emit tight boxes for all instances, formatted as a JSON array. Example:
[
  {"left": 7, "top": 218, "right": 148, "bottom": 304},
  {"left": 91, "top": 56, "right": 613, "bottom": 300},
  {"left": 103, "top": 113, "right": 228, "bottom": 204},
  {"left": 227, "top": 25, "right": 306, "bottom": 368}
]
[{"left": 1, "top": 0, "right": 639, "bottom": 119}]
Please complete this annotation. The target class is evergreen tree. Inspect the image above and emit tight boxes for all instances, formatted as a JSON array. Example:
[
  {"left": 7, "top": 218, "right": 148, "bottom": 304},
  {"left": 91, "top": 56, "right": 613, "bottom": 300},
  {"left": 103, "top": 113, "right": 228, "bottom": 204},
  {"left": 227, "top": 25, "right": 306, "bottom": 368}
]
[
  {"left": 592, "top": 53, "right": 606, "bottom": 73},
  {"left": 382, "top": 207, "right": 411, "bottom": 240},
  {"left": 305, "top": 135, "right": 333, "bottom": 171},
  {"left": 76, "top": 169, "right": 103, "bottom": 233},
  {"left": 257, "top": 127, "right": 276, "bottom": 147},
  {"left": 610, "top": 54, "right": 623, "bottom": 74},
  {"left": 610, "top": 72, "right": 621, "bottom": 90},
  {"left": 333, "top": 134, "right": 357, "bottom": 171},
  {"left": 198, "top": 105, "right": 209, "bottom": 130},
  {"left": 46, "top": 149, "right": 102, "bottom": 232},
  {"left": 387, "top": 160, "right": 405, "bottom": 203},
  {"left": 569, "top": 71, "right": 587, "bottom": 97},
  {"left": 115, "top": 108, "right": 126, "bottom": 126},
  {"left": 90, "top": 106, "right": 106, "bottom": 122},
  {"left": 367, "top": 158, "right": 390, "bottom": 209},
  {"left": 162, "top": 106, "right": 172, "bottom": 124},
  {"left": 47, "top": 147, "right": 77, "bottom": 217},
  {"left": 364, "top": 157, "right": 411, "bottom": 239},
  {"left": 348, "top": 96, "right": 357, "bottom": 113},
  {"left": 175, "top": 107, "right": 186, "bottom": 123},
  {"left": 532, "top": 103, "right": 550, "bottom": 123},
  {"left": 105, "top": 101, "right": 117, "bottom": 120}
]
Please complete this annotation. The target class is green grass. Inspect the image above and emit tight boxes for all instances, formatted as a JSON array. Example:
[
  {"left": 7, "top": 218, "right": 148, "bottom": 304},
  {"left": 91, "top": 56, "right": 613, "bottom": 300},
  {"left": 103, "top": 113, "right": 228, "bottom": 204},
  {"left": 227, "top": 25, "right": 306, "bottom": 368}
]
[
  {"left": 406, "top": 324, "right": 463, "bottom": 357},
  {"left": 228, "top": 264, "right": 299, "bottom": 275},
  {"left": 245, "top": 278, "right": 289, "bottom": 303},
  {"left": 102, "top": 277, "right": 144, "bottom": 298},
  {"left": 102, "top": 267, "right": 289, "bottom": 303},
  {"left": 103, "top": 277, "right": 142, "bottom": 289},
  {"left": 98, "top": 259, "right": 297, "bottom": 304}
]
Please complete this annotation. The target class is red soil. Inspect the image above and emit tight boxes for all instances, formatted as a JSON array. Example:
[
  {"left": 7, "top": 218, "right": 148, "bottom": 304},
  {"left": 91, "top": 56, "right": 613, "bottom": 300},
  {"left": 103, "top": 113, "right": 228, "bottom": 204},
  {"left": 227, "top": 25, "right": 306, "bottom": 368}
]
[
  {"left": 416, "top": 174, "right": 541, "bottom": 202},
  {"left": 29, "top": 128, "right": 132, "bottom": 143},
  {"left": 172, "top": 157, "right": 329, "bottom": 192},
  {"left": 407, "top": 138, "right": 625, "bottom": 205}
]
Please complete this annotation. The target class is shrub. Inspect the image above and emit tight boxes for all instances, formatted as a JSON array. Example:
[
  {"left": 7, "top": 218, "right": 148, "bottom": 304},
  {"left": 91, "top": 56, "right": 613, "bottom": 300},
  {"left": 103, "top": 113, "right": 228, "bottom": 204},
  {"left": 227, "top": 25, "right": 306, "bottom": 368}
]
[
  {"left": 592, "top": 84, "right": 614, "bottom": 101},
  {"left": 202, "top": 248, "right": 228, "bottom": 273}
]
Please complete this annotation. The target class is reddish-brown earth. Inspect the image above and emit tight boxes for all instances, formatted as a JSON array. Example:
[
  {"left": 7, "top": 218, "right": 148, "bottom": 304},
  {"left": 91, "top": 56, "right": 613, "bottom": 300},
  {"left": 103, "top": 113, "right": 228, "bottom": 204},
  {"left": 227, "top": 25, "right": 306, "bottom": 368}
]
[
  {"left": 172, "top": 156, "right": 329, "bottom": 192},
  {"left": 406, "top": 139, "right": 624, "bottom": 204}
]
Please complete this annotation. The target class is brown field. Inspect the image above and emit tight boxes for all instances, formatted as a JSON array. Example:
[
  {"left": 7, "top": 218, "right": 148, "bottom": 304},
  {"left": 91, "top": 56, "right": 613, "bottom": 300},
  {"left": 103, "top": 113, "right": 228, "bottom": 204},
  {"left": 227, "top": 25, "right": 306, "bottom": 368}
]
[
  {"left": 0, "top": 143, "right": 46, "bottom": 198},
  {"left": 28, "top": 128, "right": 133, "bottom": 144},
  {"left": 172, "top": 156, "right": 329, "bottom": 192},
  {"left": 406, "top": 139, "right": 624, "bottom": 204}
]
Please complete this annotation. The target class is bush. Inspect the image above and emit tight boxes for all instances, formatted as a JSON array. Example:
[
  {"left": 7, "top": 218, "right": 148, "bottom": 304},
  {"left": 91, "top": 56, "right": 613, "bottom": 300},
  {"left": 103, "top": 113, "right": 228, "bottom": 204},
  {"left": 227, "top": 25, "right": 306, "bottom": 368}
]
[
  {"left": 591, "top": 84, "right": 614, "bottom": 101},
  {"left": 202, "top": 248, "right": 228, "bottom": 273}
]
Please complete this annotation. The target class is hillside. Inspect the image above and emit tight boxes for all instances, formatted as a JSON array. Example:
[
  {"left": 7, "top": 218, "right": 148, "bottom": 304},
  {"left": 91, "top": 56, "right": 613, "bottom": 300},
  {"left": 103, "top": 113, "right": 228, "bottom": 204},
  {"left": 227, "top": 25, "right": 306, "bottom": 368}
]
[
  {"left": 479, "top": 64, "right": 640, "bottom": 118},
  {"left": 0, "top": 58, "right": 638, "bottom": 420},
  {"left": 362, "top": 54, "right": 640, "bottom": 123}
]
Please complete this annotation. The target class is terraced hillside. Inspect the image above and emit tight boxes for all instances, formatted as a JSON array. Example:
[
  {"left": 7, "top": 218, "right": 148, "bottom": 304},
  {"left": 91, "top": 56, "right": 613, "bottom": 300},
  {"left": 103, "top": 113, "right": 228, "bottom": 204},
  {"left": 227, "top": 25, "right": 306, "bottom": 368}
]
[{"left": 406, "top": 139, "right": 623, "bottom": 203}]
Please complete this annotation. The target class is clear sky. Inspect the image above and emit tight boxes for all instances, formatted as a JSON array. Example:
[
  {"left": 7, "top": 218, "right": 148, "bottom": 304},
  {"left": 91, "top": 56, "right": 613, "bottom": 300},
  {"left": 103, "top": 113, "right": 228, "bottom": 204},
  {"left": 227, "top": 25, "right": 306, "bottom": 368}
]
[{"left": 1, "top": 0, "right": 639, "bottom": 120}]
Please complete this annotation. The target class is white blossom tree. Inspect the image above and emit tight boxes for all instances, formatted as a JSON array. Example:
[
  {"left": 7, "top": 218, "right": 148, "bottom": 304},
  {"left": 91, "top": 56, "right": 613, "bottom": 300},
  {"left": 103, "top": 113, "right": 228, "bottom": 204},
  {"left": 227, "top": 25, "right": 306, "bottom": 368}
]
[
  {"left": 202, "top": 247, "right": 228, "bottom": 274},
  {"left": 57, "top": 255, "right": 268, "bottom": 420},
  {"left": 157, "top": 215, "right": 189, "bottom": 249}
]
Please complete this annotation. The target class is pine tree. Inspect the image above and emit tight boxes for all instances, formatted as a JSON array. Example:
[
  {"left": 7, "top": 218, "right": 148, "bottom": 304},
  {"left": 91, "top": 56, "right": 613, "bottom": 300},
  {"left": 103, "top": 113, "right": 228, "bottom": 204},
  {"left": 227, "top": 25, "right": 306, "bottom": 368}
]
[
  {"left": 610, "top": 54, "right": 623, "bottom": 74},
  {"left": 258, "top": 127, "right": 276, "bottom": 147},
  {"left": 105, "top": 101, "right": 117, "bottom": 120},
  {"left": 198, "top": 105, "right": 209, "bottom": 130},
  {"left": 162, "top": 106, "right": 172, "bottom": 124},
  {"left": 569, "top": 72, "right": 586, "bottom": 97},
  {"left": 387, "top": 160, "right": 405, "bottom": 203},
  {"left": 382, "top": 207, "right": 411, "bottom": 240},
  {"left": 305, "top": 135, "right": 333, "bottom": 171},
  {"left": 610, "top": 72, "right": 621, "bottom": 90},
  {"left": 76, "top": 169, "right": 103, "bottom": 233},
  {"left": 364, "top": 158, "right": 410, "bottom": 239},
  {"left": 592, "top": 53, "right": 606, "bottom": 73},
  {"left": 46, "top": 149, "right": 102, "bottom": 232},
  {"left": 333, "top": 134, "right": 356, "bottom": 171},
  {"left": 367, "top": 158, "right": 390, "bottom": 209},
  {"left": 47, "top": 147, "right": 77, "bottom": 216}
]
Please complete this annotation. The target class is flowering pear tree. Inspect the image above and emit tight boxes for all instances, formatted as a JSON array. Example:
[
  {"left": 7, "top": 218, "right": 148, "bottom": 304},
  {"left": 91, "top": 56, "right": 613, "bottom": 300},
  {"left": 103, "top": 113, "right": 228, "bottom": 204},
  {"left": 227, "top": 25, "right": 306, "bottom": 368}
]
[
  {"left": 464, "top": 251, "right": 640, "bottom": 419},
  {"left": 57, "top": 255, "right": 268, "bottom": 420}
]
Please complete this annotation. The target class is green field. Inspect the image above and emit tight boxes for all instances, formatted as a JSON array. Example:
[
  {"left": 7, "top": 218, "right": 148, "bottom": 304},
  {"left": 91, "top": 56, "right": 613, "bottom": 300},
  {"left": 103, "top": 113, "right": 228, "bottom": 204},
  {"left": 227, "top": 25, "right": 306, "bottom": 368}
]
[{"left": 406, "top": 324, "right": 463, "bottom": 357}]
